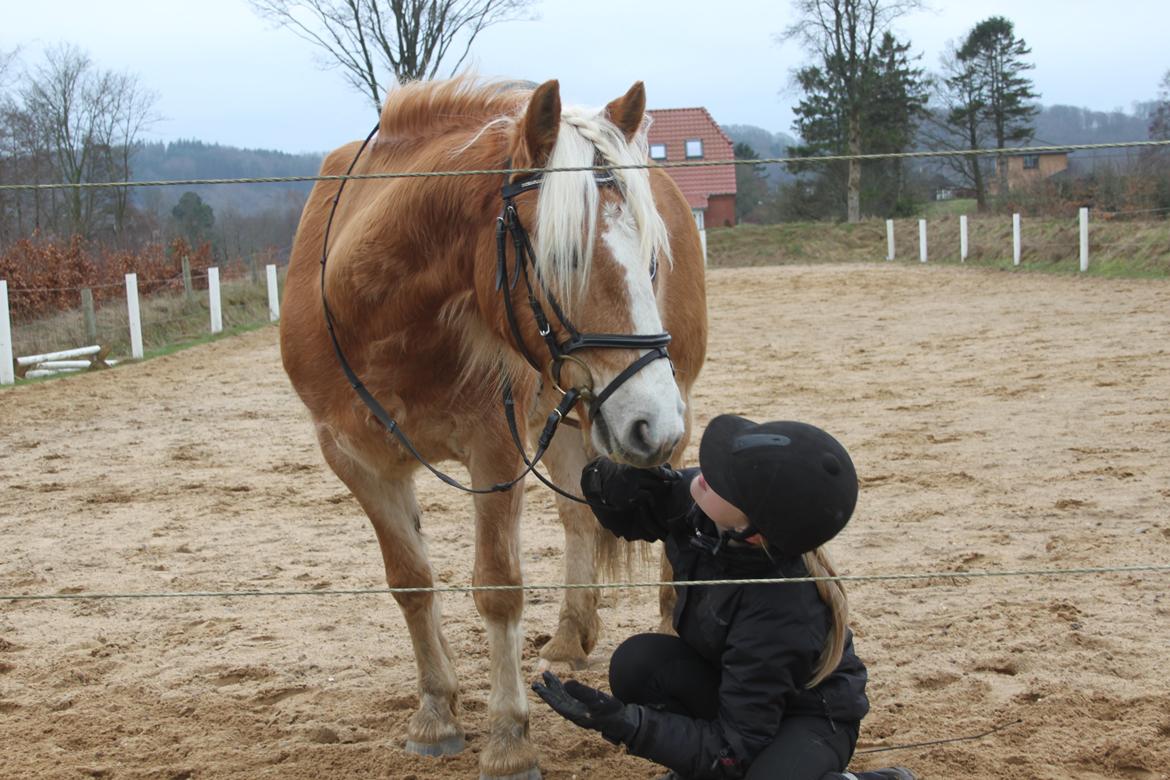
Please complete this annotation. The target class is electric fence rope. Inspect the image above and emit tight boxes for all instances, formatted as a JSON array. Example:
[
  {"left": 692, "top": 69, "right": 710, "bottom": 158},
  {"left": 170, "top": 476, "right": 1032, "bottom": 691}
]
[
  {"left": 3, "top": 562, "right": 1167, "bottom": 602},
  {"left": 2, "top": 140, "right": 1169, "bottom": 191}
]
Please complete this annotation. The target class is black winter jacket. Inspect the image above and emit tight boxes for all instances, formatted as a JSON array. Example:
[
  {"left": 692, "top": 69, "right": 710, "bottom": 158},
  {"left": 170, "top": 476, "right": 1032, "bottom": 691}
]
[{"left": 582, "top": 464, "right": 869, "bottom": 780}]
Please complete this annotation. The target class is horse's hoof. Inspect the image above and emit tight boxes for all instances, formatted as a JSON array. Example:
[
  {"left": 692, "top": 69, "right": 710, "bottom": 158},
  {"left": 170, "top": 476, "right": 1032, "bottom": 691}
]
[
  {"left": 479, "top": 769, "right": 541, "bottom": 780},
  {"left": 536, "top": 656, "right": 588, "bottom": 674},
  {"left": 405, "top": 734, "right": 466, "bottom": 756}
]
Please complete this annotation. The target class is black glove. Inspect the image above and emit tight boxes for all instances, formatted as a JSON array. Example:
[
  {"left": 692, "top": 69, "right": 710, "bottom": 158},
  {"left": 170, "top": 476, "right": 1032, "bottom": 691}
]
[
  {"left": 531, "top": 671, "right": 641, "bottom": 745},
  {"left": 581, "top": 458, "right": 680, "bottom": 508}
]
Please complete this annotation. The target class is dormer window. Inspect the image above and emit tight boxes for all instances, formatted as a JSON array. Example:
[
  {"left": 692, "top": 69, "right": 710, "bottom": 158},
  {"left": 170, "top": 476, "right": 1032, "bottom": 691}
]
[
  {"left": 649, "top": 143, "right": 667, "bottom": 160},
  {"left": 685, "top": 139, "right": 704, "bottom": 159}
]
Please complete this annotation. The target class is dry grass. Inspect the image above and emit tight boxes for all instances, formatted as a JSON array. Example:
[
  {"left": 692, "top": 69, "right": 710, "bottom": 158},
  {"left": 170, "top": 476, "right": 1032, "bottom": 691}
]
[
  {"left": 709, "top": 215, "right": 1170, "bottom": 277},
  {"left": 8, "top": 272, "right": 282, "bottom": 361}
]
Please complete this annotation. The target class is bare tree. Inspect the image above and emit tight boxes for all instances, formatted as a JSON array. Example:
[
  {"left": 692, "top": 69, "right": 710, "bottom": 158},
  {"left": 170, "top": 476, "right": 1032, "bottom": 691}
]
[
  {"left": 95, "top": 72, "right": 160, "bottom": 236},
  {"left": 1150, "top": 69, "right": 1170, "bottom": 141},
  {"left": 250, "top": 0, "right": 536, "bottom": 112},
  {"left": 20, "top": 44, "right": 97, "bottom": 236},
  {"left": 926, "top": 44, "right": 994, "bottom": 210},
  {"left": 0, "top": 47, "right": 23, "bottom": 239},
  {"left": 780, "top": 0, "right": 921, "bottom": 223},
  {"left": 18, "top": 44, "right": 159, "bottom": 238}
]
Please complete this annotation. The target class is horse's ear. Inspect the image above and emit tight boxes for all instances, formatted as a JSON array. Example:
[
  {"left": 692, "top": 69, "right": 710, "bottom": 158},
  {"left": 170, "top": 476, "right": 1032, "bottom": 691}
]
[
  {"left": 522, "top": 79, "right": 561, "bottom": 167},
  {"left": 605, "top": 81, "right": 646, "bottom": 141}
]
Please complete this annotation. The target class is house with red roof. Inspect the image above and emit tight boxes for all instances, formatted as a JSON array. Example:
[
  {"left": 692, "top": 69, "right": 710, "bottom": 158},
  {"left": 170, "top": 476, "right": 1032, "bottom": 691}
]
[{"left": 646, "top": 107, "right": 737, "bottom": 230}]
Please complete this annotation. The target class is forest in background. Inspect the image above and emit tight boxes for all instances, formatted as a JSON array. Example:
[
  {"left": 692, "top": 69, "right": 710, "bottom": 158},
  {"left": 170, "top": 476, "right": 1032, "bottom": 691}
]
[{"left": 2, "top": 4, "right": 1169, "bottom": 311}]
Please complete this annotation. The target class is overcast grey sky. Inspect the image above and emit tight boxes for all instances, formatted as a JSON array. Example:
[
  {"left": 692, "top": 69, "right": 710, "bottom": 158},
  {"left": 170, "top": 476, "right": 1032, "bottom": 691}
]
[{"left": 5, "top": 0, "right": 1169, "bottom": 154}]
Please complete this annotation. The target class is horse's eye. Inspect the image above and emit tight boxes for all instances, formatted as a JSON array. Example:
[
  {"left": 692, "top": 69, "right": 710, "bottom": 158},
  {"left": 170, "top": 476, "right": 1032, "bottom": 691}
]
[{"left": 649, "top": 251, "right": 658, "bottom": 281}]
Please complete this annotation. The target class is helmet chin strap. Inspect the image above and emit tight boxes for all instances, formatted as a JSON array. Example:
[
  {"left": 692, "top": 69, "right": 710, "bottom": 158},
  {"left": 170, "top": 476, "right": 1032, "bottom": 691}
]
[{"left": 693, "top": 521, "right": 762, "bottom": 557}]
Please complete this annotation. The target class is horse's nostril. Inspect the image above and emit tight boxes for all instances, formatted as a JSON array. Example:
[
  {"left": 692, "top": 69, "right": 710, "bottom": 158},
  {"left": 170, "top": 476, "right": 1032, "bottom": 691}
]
[{"left": 629, "top": 419, "right": 652, "bottom": 454}]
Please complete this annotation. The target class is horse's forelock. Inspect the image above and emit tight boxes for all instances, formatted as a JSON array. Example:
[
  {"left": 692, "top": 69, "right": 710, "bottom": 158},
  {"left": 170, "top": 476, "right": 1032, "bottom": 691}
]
[{"left": 533, "top": 107, "right": 670, "bottom": 306}]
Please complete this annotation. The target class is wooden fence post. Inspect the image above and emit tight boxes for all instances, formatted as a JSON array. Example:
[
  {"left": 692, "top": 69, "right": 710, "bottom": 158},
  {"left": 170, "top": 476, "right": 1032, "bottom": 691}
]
[
  {"left": 960, "top": 215, "right": 969, "bottom": 262},
  {"left": 208, "top": 266, "right": 223, "bottom": 334},
  {"left": 182, "top": 255, "right": 193, "bottom": 301},
  {"left": 81, "top": 288, "right": 98, "bottom": 344},
  {"left": 266, "top": 264, "right": 280, "bottom": 322},
  {"left": 125, "top": 273, "right": 144, "bottom": 359},
  {"left": 1079, "top": 207, "right": 1090, "bottom": 272},
  {"left": 918, "top": 219, "right": 928, "bottom": 263},
  {"left": 1013, "top": 213, "right": 1022, "bottom": 266},
  {"left": 886, "top": 219, "right": 895, "bottom": 260},
  {"left": 0, "top": 280, "right": 13, "bottom": 385},
  {"left": 249, "top": 254, "right": 259, "bottom": 285}
]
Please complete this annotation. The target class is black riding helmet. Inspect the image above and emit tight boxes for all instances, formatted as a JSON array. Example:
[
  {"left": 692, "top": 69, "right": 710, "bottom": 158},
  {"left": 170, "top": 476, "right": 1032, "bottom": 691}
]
[{"left": 698, "top": 415, "right": 858, "bottom": 557}]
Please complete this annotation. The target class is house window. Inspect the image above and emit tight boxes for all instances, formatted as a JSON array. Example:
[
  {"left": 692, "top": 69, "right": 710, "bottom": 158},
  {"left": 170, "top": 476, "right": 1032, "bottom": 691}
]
[
  {"left": 649, "top": 143, "right": 666, "bottom": 160},
  {"left": 685, "top": 139, "right": 704, "bottom": 159},
  {"left": 1023, "top": 155, "right": 1040, "bottom": 170}
]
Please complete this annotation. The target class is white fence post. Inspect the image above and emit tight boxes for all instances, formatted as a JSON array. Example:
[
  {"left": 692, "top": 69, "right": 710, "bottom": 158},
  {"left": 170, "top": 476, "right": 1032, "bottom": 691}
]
[
  {"left": 918, "top": 219, "right": 928, "bottom": 263},
  {"left": 208, "top": 266, "right": 223, "bottom": 334},
  {"left": 1079, "top": 207, "right": 1090, "bottom": 272},
  {"left": 699, "top": 229, "right": 708, "bottom": 267},
  {"left": 266, "top": 264, "right": 280, "bottom": 322},
  {"left": 125, "top": 273, "right": 144, "bottom": 359},
  {"left": 0, "top": 280, "right": 13, "bottom": 385},
  {"left": 1013, "top": 213, "right": 1022, "bottom": 266},
  {"left": 886, "top": 219, "right": 895, "bottom": 260},
  {"left": 960, "top": 215, "right": 969, "bottom": 262}
]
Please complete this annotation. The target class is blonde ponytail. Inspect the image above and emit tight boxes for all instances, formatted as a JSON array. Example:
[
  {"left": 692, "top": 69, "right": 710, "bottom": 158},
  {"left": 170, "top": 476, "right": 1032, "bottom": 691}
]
[{"left": 802, "top": 546, "right": 848, "bottom": 688}]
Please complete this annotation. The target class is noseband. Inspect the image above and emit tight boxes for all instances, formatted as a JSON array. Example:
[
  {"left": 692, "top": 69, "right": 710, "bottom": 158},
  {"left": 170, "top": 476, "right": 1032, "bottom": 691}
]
[
  {"left": 320, "top": 124, "right": 672, "bottom": 503},
  {"left": 495, "top": 167, "right": 673, "bottom": 421}
]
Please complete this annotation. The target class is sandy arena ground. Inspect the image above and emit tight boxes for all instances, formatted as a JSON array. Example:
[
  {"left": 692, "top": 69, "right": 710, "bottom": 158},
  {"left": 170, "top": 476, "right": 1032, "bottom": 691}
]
[{"left": 1, "top": 264, "right": 1168, "bottom": 780}]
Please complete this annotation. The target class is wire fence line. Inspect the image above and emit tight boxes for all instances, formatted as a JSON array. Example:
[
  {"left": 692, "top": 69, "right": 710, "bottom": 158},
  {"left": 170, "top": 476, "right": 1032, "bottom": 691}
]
[
  {"left": 2, "top": 140, "right": 1169, "bottom": 192},
  {"left": 3, "top": 563, "right": 1167, "bottom": 603}
]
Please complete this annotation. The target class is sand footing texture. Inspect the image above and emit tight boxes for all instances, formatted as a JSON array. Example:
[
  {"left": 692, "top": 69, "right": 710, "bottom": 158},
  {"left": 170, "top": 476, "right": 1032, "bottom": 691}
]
[{"left": 2, "top": 265, "right": 1168, "bottom": 779}]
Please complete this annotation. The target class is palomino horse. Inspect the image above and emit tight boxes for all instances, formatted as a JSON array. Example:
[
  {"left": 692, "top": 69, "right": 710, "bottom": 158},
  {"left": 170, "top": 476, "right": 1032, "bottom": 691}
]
[{"left": 280, "top": 77, "right": 706, "bottom": 779}]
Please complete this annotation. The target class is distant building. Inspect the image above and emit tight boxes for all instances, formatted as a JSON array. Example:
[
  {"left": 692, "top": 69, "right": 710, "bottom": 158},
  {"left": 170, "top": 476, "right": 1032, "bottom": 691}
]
[
  {"left": 646, "top": 107, "right": 737, "bottom": 229},
  {"left": 990, "top": 151, "right": 1071, "bottom": 194}
]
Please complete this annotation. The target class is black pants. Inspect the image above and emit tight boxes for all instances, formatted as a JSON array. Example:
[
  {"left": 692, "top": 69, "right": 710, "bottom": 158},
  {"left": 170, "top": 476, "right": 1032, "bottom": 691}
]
[{"left": 610, "top": 633, "right": 858, "bottom": 780}]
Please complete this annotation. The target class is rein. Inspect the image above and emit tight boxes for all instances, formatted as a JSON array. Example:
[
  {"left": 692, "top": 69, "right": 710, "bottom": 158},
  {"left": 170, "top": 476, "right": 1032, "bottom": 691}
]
[{"left": 319, "top": 123, "right": 671, "bottom": 503}]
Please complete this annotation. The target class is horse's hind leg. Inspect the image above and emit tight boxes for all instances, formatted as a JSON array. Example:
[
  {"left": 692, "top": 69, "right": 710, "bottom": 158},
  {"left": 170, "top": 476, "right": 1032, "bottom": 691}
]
[
  {"left": 536, "top": 430, "right": 601, "bottom": 670},
  {"left": 317, "top": 430, "right": 464, "bottom": 757},
  {"left": 468, "top": 437, "right": 540, "bottom": 780}
]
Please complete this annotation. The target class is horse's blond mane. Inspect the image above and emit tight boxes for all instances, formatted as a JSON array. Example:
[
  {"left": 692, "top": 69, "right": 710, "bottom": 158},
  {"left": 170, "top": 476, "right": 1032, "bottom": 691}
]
[
  {"left": 372, "top": 77, "right": 670, "bottom": 310},
  {"left": 535, "top": 108, "right": 670, "bottom": 306},
  {"left": 377, "top": 76, "right": 529, "bottom": 140}
]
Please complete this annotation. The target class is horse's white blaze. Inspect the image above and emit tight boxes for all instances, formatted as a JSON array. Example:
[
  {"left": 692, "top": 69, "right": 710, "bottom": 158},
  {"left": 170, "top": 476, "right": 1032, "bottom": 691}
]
[
  {"left": 595, "top": 204, "right": 685, "bottom": 464},
  {"left": 531, "top": 102, "right": 682, "bottom": 465}
]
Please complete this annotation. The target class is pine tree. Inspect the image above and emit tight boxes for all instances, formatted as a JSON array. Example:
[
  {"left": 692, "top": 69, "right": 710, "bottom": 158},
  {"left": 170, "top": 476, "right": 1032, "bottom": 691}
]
[
  {"left": 861, "top": 33, "right": 929, "bottom": 216},
  {"left": 956, "top": 17, "right": 1039, "bottom": 195},
  {"left": 787, "top": 32, "right": 927, "bottom": 220},
  {"left": 781, "top": 0, "right": 923, "bottom": 223}
]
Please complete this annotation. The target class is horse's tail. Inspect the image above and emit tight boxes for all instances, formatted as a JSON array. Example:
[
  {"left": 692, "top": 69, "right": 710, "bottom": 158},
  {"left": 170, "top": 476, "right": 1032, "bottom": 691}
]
[{"left": 592, "top": 526, "right": 657, "bottom": 584}]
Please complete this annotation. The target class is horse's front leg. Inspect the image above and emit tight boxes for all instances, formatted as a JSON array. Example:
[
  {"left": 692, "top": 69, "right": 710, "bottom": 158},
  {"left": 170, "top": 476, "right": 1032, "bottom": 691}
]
[
  {"left": 316, "top": 431, "right": 464, "bottom": 756},
  {"left": 469, "top": 435, "right": 541, "bottom": 780},
  {"left": 536, "top": 426, "right": 602, "bottom": 670}
]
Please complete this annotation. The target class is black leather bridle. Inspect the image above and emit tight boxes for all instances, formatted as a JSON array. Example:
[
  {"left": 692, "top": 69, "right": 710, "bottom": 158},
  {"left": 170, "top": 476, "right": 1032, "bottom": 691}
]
[
  {"left": 495, "top": 167, "right": 673, "bottom": 421},
  {"left": 319, "top": 124, "right": 672, "bottom": 502}
]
